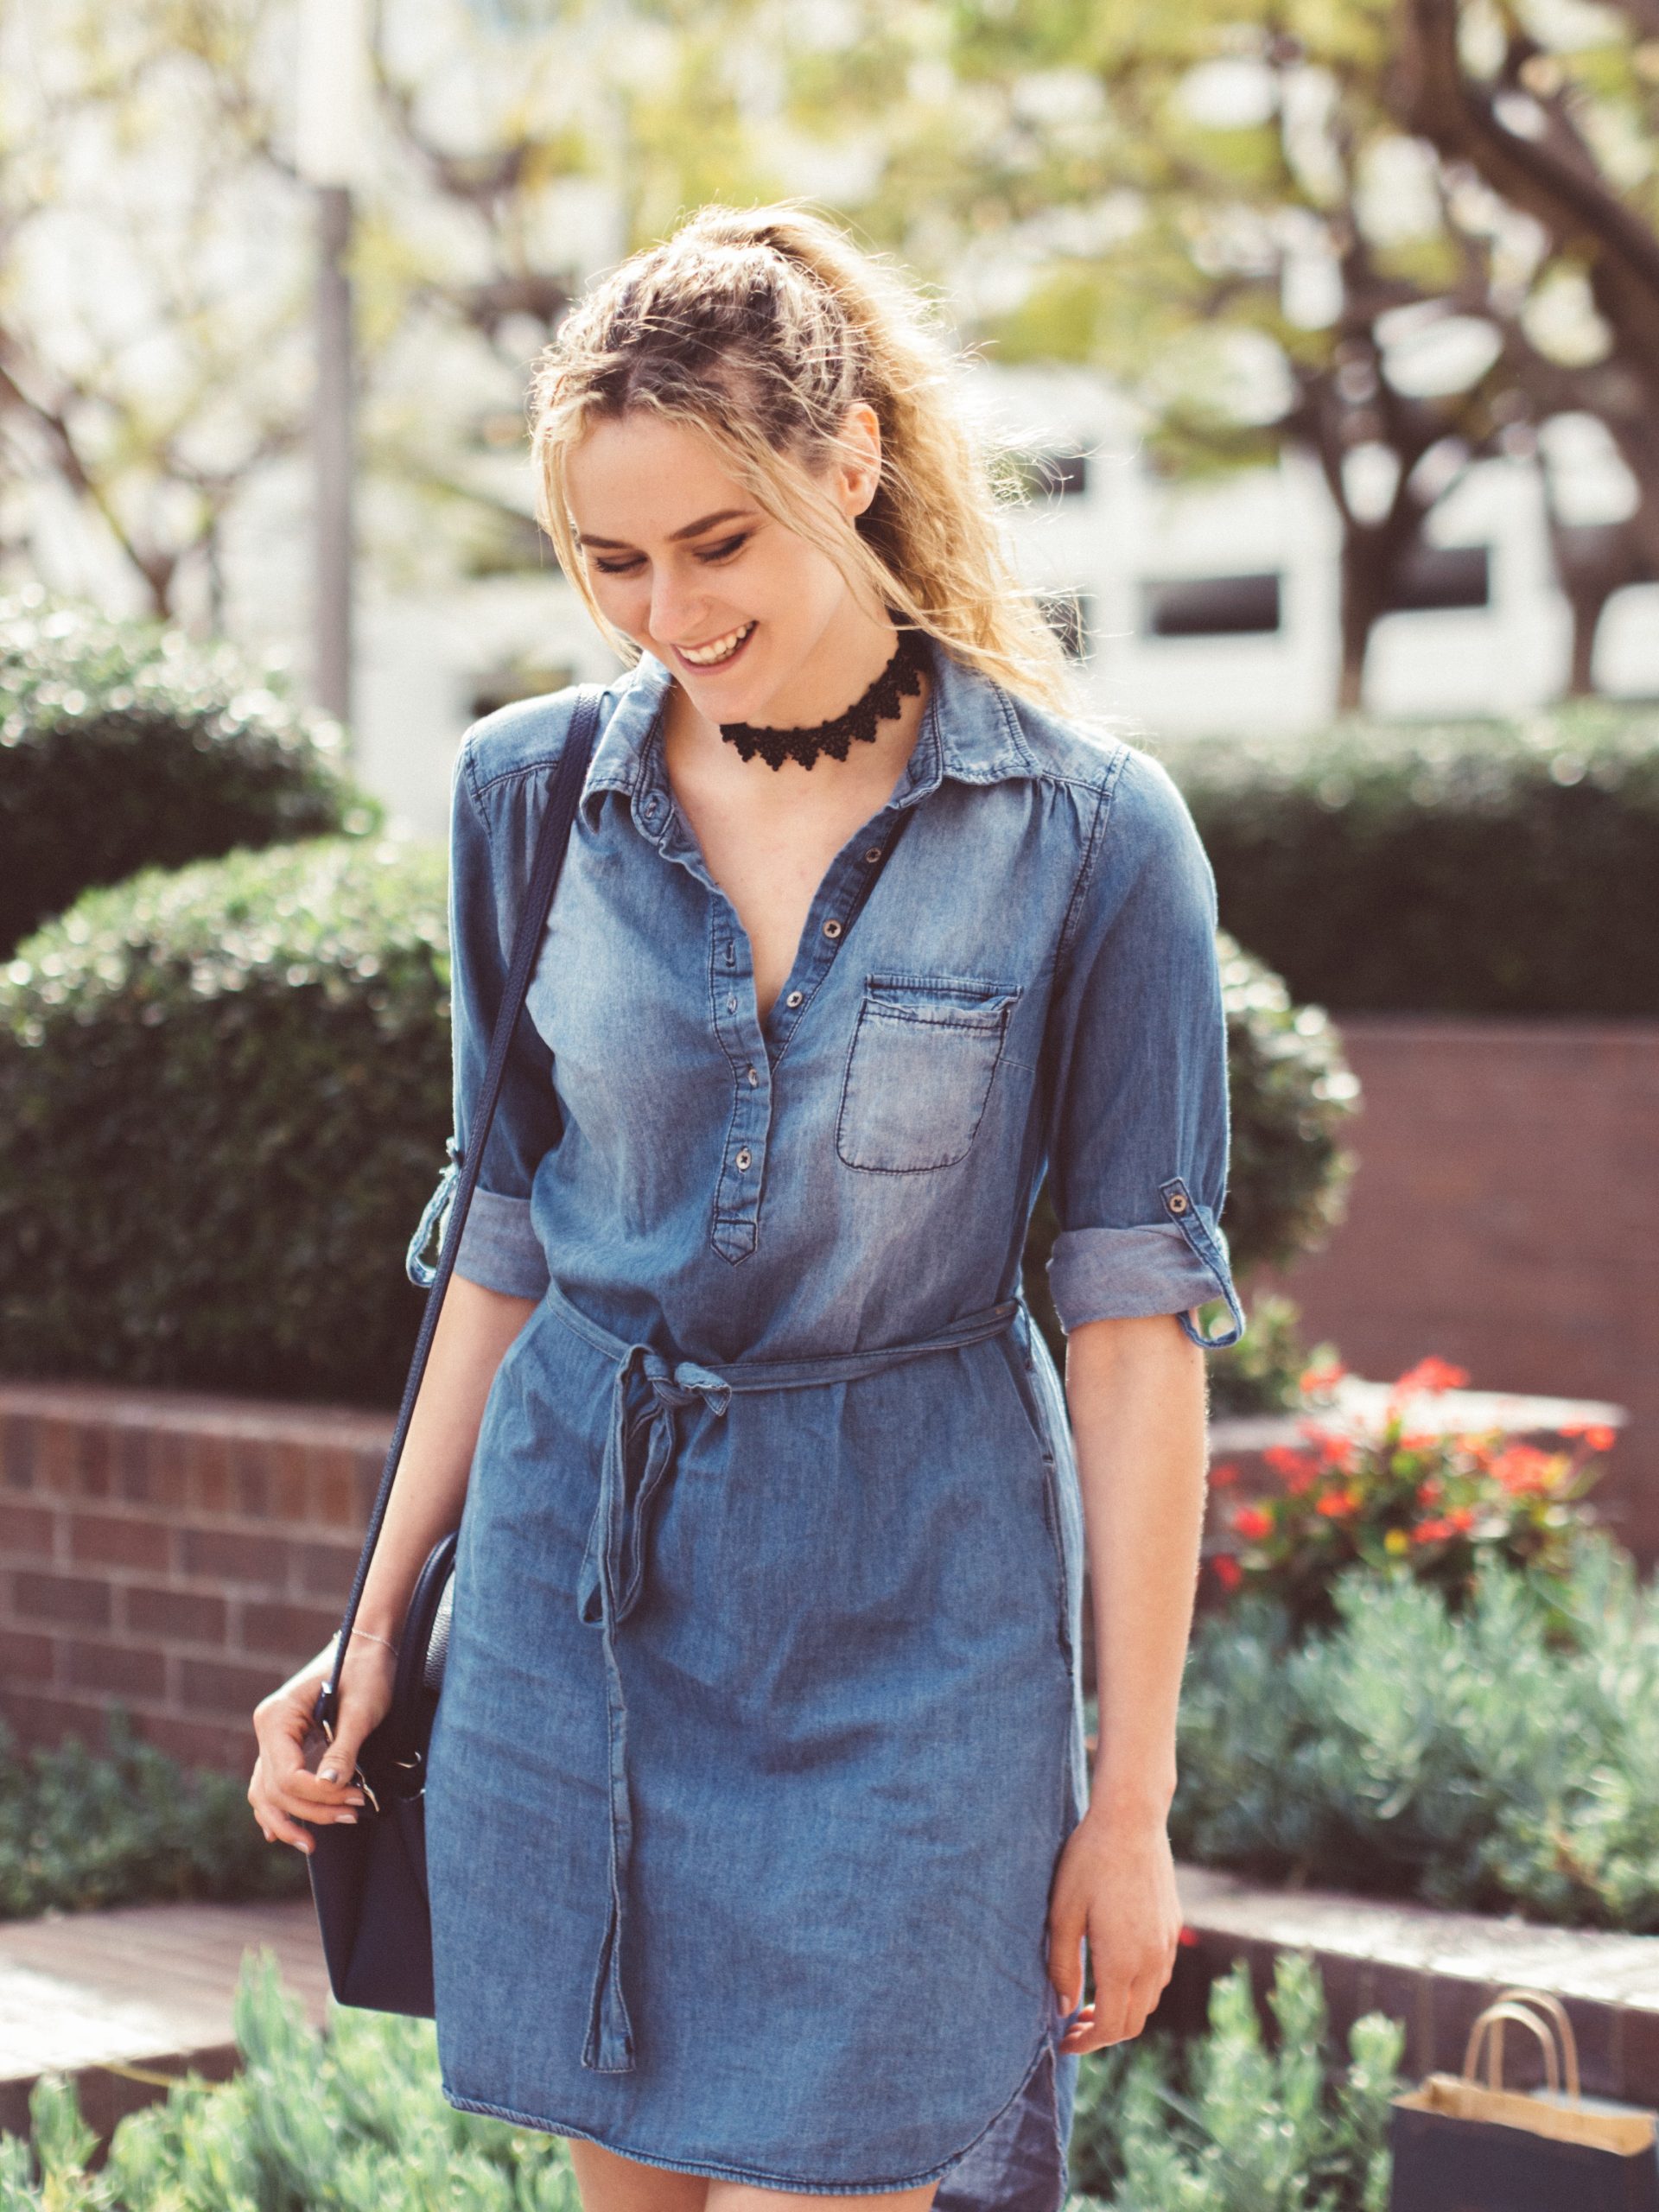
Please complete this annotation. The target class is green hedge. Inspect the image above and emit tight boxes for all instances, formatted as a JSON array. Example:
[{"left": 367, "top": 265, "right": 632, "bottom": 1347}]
[
  {"left": 0, "top": 591, "right": 371, "bottom": 957},
  {"left": 0, "top": 838, "right": 447, "bottom": 1404},
  {"left": 0, "top": 1714, "right": 302, "bottom": 1920},
  {"left": 0, "top": 847, "right": 1353, "bottom": 1404},
  {"left": 1173, "top": 1539, "right": 1659, "bottom": 1929},
  {"left": 1157, "top": 704, "right": 1659, "bottom": 1014}
]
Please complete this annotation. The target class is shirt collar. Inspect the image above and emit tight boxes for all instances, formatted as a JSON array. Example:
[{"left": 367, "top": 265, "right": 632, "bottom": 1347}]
[{"left": 578, "top": 629, "right": 1042, "bottom": 838}]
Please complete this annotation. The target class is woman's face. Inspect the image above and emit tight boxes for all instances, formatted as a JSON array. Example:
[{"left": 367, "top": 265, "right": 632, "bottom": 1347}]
[{"left": 563, "top": 407, "right": 879, "bottom": 722}]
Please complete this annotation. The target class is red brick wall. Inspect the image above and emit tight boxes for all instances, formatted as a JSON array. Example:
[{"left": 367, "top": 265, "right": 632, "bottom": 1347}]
[
  {"left": 1257, "top": 1017, "right": 1659, "bottom": 1559},
  {"left": 0, "top": 1382, "right": 391, "bottom": 1774}
]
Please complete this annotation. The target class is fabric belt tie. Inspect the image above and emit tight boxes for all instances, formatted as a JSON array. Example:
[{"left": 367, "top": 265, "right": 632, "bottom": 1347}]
[{"left": 545, "top": 1276, "right": 1021, "bottom": 2075}]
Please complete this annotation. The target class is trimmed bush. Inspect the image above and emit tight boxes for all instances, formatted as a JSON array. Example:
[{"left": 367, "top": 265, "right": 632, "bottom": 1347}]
[
  {"left": 0, "top": 1713, "right": 303, "bottom": 1920},
  {"left": 0, "top": 855, "right": 1352, "bottom": 1404},
  {"left": 1156, "top": 704, "right": 1659, "bottom": 1014},
  {"left": 0, "top": 836, "right": 447, "bottom": 1404},
  {"left": 1173, "top": 1540, "right": 1659, "bottom": 1929},
  {"left": 0, "top": 589, "right": 372, "bottom": 957}
]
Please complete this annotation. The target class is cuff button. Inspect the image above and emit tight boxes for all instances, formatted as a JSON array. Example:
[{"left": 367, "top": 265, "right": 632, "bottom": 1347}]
[{"left": 1167, "top": 1191, "right": 1190, "bottom": 1214}]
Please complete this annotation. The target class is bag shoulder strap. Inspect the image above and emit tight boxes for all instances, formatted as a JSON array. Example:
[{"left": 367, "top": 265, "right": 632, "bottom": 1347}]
[{"left": 315, "top": 683, "right": 607, "bottom": 1730}]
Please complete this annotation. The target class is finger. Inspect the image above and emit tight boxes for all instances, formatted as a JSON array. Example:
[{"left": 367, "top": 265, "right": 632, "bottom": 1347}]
[
  {"left": 257, "top": 1803, "right": 320, "bottom": 1855},
  {"left": 289, "top": 1766, "right": 365, "bottom": 1807},
  {"left": 1047, "top": 1911, "right": 1086, "bottom": 2011}
]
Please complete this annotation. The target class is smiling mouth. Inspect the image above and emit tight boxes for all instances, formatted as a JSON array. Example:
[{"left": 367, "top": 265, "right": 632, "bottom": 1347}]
[{"left": 675, "top": 620, "right": 756, "bottom": 669}]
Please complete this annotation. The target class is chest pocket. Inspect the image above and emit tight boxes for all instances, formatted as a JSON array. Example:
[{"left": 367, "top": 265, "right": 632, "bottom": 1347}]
[{"left": 836, "top": 973, "right": 1021, "bottom": 1173}]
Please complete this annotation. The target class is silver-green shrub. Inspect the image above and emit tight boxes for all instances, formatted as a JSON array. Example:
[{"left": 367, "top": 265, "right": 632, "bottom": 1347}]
[{"left": 1173, "top": 1541, "right": 1659, "bottom": 1926}]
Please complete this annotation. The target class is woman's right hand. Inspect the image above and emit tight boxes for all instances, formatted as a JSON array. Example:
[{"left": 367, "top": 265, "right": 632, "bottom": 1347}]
[{"left": 248, "top": 1633, "right": 397, "bottom": 1854}]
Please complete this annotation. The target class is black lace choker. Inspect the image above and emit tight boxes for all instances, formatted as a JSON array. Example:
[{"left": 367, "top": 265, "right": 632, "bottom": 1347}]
[{"left": 716, "top": 625, "right": 930, "bottom": 772}]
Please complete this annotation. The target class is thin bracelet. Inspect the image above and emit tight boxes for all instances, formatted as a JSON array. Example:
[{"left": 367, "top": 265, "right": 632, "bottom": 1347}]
[{"left": 349, "top": 1626, "right": 401, "bottom": 1657}]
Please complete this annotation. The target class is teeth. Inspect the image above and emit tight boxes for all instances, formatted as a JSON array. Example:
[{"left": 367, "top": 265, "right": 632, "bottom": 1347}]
[{"left": 681, "top": 620, "right": 754, "bottom": 666}]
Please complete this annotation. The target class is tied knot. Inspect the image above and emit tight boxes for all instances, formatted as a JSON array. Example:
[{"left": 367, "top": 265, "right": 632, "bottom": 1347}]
[
  {"left": 578, "top": 1346, "right": 731, "bottom": 1631},
  {"left": 639, "top": 1351, "right": 732, "bottom": 1421}
]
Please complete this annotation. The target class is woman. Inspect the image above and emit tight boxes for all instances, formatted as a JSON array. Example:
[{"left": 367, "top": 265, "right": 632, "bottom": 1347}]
[{"left": 249, "top": 201, "right": 1245, "bottom": 2212}]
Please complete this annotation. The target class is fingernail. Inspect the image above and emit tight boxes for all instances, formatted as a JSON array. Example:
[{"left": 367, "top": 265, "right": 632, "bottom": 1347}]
[
  {"left": 337, "top": 1812, "right": 357, "bottom": 1824},
  {"left": 319, "top": 1766, "right": 340, "bottom": 1783}
]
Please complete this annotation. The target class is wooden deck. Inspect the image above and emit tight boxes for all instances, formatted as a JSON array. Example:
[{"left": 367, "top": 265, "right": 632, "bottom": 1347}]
[{"left": 0, "top": 1896, "right": 328, "bottom": 2139}]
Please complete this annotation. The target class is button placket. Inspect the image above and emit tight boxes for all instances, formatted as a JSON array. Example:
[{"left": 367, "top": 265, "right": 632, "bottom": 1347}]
[{"left": 708, "top": 915, "right": 770, "bottom": 1264}]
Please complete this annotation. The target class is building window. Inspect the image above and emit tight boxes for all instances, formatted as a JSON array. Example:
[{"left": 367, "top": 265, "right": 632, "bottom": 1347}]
[
  {"left": 1039, "top": 590, "right": 1091, "bottom": 658},
  {"left": 1387, "top": 543, "right": 1491, "bottom": 612},
  {"left": 1014, "top": 450, "right": 1090, "bottom": 500},
  {"left": 1141, "top": 572, "right": 1281, "bottom": 638}
]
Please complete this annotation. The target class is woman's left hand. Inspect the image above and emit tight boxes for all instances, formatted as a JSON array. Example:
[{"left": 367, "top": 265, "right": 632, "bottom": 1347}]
[{"left": 1046, "top": 1804, "right": 1183, "bottom": 2054}]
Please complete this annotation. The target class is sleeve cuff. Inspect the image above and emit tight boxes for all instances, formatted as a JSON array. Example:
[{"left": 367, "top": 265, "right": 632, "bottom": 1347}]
[
  {"left": 454, "top": 1188, "right": 550, "bottom": 1301},
  {"left": 1047, "top": 1194, "right": 1245, "bottom": 1350}
]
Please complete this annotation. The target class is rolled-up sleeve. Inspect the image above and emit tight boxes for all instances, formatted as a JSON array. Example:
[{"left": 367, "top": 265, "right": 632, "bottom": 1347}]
[
  {"left": 405, "top": 734, "right": 557, "bottom": 1301},
  {"left": 1042, "top": 747, "right": 1246, "bottom": 1350}
]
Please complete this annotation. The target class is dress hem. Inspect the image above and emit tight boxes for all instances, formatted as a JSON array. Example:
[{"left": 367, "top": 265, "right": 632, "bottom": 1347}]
[{"left": 439, "top": 2003, "right": 1062, "bottom": 2198}]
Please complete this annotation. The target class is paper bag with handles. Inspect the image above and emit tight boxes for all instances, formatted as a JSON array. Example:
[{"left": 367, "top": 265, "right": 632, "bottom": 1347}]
[{"left": 1389, "top": 1987, "right": 1659, "bottom": 2211}]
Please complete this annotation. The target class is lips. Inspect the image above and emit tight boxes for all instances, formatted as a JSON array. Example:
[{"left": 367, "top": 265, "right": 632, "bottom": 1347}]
[{"left": 674, "top": 620, "right": 756, "bottom": 671}]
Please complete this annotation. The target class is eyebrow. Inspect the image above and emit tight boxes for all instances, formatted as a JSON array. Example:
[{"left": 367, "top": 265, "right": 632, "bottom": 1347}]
[{"left": 574, "top": 507, "right": 758, "bottom": 550}]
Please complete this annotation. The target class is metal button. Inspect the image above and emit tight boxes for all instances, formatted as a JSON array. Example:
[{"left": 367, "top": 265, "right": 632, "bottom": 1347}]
[
  {"left": 735, "top": 1148, "right": 751, "bottom": 1171},
  {"left": 1167, "top": 1192, "right": 1189, "bottom": 1214},
  {"left": 785, "top": 989, "right": 804, "bottom": 1007},
  {"left": 864, "top": 846, "right": 882, "bottom": 863},
  {"left": 747, "top": 1065, "right": 759, "bottom": 1086},
  {"left": 727, "top": 996, "right": 737, "bottom": 1013},
  {"left": 642, "top": 794, "right": 659, "bottom": 820},
  {"left": 823, "top": 918, "right": 842, "bottom": 939}
]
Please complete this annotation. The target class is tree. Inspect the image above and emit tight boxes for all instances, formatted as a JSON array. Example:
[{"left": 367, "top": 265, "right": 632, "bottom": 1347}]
[
  {"left": 1389, "top": 0, "right": 1659, "bottom": 685},
  {"left": 0, "top": 0, "right": 312, "bottom": 623}
]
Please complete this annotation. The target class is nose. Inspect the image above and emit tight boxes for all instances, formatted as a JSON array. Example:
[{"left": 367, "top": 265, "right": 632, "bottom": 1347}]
[{"left": 648, "top": 558, "right": 714, "bottom": 647}]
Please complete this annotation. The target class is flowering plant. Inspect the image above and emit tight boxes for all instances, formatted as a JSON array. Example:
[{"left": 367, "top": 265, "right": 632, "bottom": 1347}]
[{"left": 1210, "top": 1355, "right": 1612, "bottom": 1630}]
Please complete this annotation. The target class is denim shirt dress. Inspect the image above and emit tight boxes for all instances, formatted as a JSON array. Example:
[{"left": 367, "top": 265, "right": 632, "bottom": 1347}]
[{"left": 415, "top": 631, "right": 1245, "bottom": 2207}]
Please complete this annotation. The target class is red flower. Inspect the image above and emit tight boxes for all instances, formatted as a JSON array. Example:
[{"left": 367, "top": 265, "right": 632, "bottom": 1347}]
[
  {"left": 1393, "top": 1356, "right": 1470, "bottom": 1398},
  {"left": 1414, "top": 1516, "right": 1452, "bottom": 1544},
  {"left": 1300, "top": 1421, "right": 1358, "bottom": 1471},
  {"left": 1491, "top": 1444, "right": 1556, "bottom": 1495},
  {"left": 1316, "top": 1488, "right": 1360, "bottom": 1520},
  {"left": 1446, "top": 1505, "right": 1477, "bottom": 1534},
  {"left": 1265, "top": 1445, "right": 1318, "bottom": 1480},
  {"left": 1416, "top": 1477, "right": 1443, "bottom": 1506},
  {"left": 1233, "top": 1504, "right": 1274, "bottom": 1541},
  {"left": 1211, "top": 1461, "right": 1240, "bottom": 1489},
  {"left": 1399, "top": 1430, "right": 1440, "bottom": 1452},
  {"left": 1584, "top": 1425, "right": 1617, "bottom": 1454},
  {"left": 1212, "top": 1554, "right": 1243, "bottom": 1591}
]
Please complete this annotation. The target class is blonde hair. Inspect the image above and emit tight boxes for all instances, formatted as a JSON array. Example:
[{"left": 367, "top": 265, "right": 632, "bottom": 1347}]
[{"left": 527, "top": 200, "right": 1078, "bottom": 713}]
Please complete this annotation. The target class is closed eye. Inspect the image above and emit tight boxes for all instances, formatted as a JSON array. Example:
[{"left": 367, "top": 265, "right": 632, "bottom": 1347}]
[{"left": 592, "top": 534, "right": 751, "bottom": 577}]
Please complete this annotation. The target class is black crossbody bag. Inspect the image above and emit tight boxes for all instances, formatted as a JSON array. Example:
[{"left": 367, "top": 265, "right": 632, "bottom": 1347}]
[{"left": 305, "top": 684, "right": 605, "bottom": 2017}]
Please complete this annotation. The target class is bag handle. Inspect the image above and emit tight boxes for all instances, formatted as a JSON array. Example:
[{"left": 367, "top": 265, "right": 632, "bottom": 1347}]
[
  {"left": 315, "top": 684, "right": 606, "bottom": 1734},
  {"left": 1462, "top": 1995, "right": 1580, "bottom": 2100},
  {"left": 1488, "top": 1986, "right": 1582, "bottom": 2101}
]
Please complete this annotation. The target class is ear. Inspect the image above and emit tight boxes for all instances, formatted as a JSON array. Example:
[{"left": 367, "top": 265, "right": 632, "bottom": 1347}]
[{"left": 833, "top": 401, "right": 883, "bottom": 519}]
